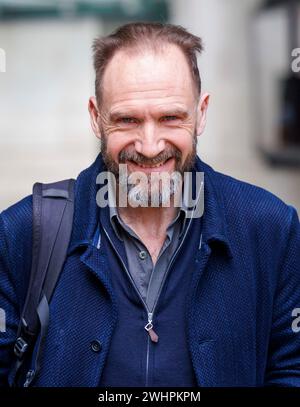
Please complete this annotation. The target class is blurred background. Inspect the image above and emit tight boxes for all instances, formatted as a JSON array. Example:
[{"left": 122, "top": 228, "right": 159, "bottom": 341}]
[{"left": 0, "top": 0, "right": 299, "bottom": 211}]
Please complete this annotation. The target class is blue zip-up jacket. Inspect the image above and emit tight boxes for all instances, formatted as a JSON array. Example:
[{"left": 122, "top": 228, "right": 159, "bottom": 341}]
[{"left": 0, "top": 153, "right": 300, "bottom": 387}]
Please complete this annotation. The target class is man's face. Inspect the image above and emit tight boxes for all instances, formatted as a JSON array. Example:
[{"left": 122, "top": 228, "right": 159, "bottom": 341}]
[{"left": 89, "top": 44, "right": 209, "bottom": 205}]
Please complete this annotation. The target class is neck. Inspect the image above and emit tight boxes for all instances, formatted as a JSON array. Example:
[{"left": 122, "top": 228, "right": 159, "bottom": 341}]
[{"left": 118, "top": 204, "right": 179, "bottom": 238}]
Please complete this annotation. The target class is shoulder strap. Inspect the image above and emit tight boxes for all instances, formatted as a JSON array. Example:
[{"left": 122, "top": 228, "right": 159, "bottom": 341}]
[{"left": 11, "top": 178, "right": 75, "bottom": 387}]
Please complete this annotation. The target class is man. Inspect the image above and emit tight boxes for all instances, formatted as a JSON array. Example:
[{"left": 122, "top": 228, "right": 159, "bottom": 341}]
[{"left": 0, "top": 22, "right": 300, "bottom": 387}]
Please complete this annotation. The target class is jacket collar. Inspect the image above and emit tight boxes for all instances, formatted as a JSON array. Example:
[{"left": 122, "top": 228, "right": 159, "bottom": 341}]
[
  {"left": 195, "top": 158, "right": 233, "bottom": 258},
  {"left": 68, "top": 153, "right": 233, "bottom": 258}
]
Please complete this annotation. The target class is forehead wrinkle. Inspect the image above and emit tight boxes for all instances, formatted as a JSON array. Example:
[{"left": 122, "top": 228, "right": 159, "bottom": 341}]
[
  {"left": 106, "top": 82, "right": 192, "bottom": 100},
  {"left": 101, "top": 86, "right": 195, "bottom": 114},
  {"left": 109, "top": 94, "right": 190, "bottom": 107},
  {"left": 108, "top": 100, "right": 196, "bottom": 119},
  {"left": 106, "top": 89, "right": 196, "bottom": 113}
]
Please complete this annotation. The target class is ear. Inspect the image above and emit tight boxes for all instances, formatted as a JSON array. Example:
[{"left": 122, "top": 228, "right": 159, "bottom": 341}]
[
  {"left": 88, "top": 96, "right": 102, "bottom": 139},
  {"left": 196, "top": 93, "right": 210, "bottom": 136}
]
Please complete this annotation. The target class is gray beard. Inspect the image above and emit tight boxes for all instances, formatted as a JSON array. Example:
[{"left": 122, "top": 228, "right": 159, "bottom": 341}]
[{"left": 119, "top": 169, "right": 183, "bottom": 207}]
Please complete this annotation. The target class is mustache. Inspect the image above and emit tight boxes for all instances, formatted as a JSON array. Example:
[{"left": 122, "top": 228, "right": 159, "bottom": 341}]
[{"left": 118, "top": 147, "right": 182, "bottom": 166}]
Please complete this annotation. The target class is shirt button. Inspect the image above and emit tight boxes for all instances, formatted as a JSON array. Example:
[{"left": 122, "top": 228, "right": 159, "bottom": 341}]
[
  {"left": 91, "top": 340, "right": 102, "bottom": 353},
  {"left": 139, "top": 250, "right": 147, "bottom": 260}
]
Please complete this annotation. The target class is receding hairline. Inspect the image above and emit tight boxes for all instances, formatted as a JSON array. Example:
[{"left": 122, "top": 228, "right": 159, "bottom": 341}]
[
  {"left": 92, "top": 22, "right": 204, "bottom": 106},
  {"left": 99, "top": 43, "right": 199, "bottom": 105}
]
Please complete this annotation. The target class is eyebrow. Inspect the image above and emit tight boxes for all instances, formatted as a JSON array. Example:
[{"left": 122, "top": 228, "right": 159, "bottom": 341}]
[
  {"left": 109, "top": 107, "right": 189, "bottom": 122},
  {"left": 158, "top": 108, "right": 189, "bottom": 118},
  {"left": 109, "top": 111, "right": 136, "bottom": 122}
]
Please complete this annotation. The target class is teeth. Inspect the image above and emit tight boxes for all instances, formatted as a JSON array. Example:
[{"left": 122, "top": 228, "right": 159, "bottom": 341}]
[{"left": 135, "top": 160, "right": 167, "bottom": 169}]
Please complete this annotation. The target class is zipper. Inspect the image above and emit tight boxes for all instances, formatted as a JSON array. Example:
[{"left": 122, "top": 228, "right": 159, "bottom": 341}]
[
  {"left": 140, "top": 203, "right": 198, "bottom": 383},
  {"left": 146, "top": 212, "right": 194, "bottom": 327},
  {"left": 102, "top": 227, "right": 155, "bottom": 334},
  {"left": 103, "top": 227, "right": 159, "bottom": 343},
  {"left": 102, "top": 227, "right": 158, "bottom": 387},
  {"left": 102, "top": 208, "right": 194, "bottom": 386},
  {"left": 144, "top": 312, "right": 159, "bottom": 342},
  {"left": 145, "top": 181, "right": 203, "bottom": 326}
]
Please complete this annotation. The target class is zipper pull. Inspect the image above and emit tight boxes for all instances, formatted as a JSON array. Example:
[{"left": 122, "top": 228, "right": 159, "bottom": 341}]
[{"left": 144, "top": 313, "right": 159, "bottom": 343}]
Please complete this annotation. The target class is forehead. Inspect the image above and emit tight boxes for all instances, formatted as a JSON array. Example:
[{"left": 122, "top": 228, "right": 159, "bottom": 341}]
[{"left": 101, "top": 44, "right": 196, "bottom": 111}]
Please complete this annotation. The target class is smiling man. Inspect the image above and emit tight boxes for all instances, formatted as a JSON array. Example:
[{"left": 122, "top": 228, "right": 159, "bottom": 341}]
[
  {"left": 89, "top": 32, "right": 207, "bottom": 266},
  {"left": 0, "top": 22, "right": 300, "bottom": 388}
]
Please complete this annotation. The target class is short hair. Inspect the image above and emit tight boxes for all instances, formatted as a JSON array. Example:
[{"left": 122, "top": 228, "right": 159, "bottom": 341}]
[{"left": 92, "top": 22, "right": 204, "bottom": 105}]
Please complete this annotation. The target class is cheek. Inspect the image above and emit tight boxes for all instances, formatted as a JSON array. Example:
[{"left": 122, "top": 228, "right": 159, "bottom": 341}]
[
  {"left": 104, "top": 132, "right": 131, "bottom": 161},
  {"left": 164, "top": 129, "right": 195, "bottom": 159}
]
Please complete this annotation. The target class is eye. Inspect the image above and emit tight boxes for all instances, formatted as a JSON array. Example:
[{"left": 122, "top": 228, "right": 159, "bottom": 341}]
[
  {"left": 120, "top": 117, "right": 137, "bottom": 124},
  {"left": 161, "top": 115, "right": 180, "bottom": 122}
]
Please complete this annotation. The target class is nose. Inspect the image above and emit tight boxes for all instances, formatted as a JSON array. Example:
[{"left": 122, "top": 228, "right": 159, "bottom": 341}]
[{"left": 134, "top": 122, "right": 166, "bottom": 158}]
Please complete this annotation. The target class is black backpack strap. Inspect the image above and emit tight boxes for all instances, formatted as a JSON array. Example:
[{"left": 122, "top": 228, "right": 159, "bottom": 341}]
[{"left": 10, "top": 178, "right": 75, "bottom": 387}]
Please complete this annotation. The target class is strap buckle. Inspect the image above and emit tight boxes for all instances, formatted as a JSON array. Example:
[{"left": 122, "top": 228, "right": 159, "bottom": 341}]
[{"left": 14, "top": 337, "right": 29, "bottom": 359}]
